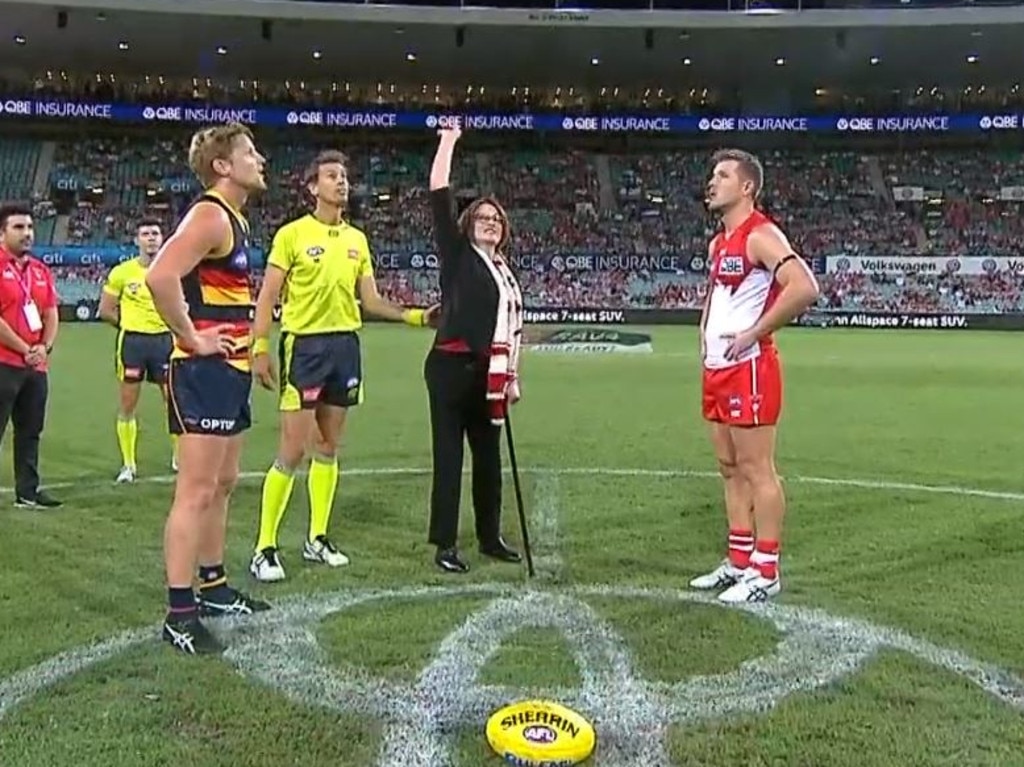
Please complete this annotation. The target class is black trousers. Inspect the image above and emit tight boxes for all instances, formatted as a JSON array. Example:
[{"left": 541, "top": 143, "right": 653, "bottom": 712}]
[
  {"left": 0, "top": 362, "right": 48, "bottom": 498},
  {"left": 425, "top": 348, "right": 502, "bottom": 550}
]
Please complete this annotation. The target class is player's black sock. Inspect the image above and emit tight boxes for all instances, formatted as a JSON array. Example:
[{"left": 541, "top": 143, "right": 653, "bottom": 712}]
[
  {"left": 197, "top": 563, "right": 233, "bottom": 602},
  {"left": 198, "top": 563, "right": 225, "bottom": 583},
  {"left": 167, "top": 587, "right": 197, "bottom": 620}
]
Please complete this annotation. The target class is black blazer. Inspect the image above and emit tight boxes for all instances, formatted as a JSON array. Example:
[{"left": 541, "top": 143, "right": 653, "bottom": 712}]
[{"left": 429, "top": 186, "right": 513, "bottom": 356}]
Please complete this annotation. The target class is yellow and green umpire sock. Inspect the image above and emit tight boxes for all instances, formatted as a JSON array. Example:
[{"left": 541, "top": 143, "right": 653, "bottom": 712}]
[
  {"left": 256, "top": 461, "right": 296, "bottom": 552},
  {"left": 115, "top": 416, "right": 138, "bottom": 469},
  {"left": 308, "top": 453, "right": 339, "bottom": 541}
]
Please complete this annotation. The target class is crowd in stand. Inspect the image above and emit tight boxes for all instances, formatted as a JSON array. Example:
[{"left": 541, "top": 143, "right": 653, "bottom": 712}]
[{"left": 3, "top": 73, "right": 1024, "bottom": 315}]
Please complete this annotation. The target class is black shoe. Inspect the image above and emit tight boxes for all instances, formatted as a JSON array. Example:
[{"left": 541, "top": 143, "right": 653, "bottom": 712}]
[
  {"left": 197, "top": 587, "right": 272, "bottom": 617},
  {"left": 14, "top": 490, "right": 62, "bottom": 509},
  {"left": 162, "top": 615, "right": 225, "bottom": 655},
  {"left": 435, "top": 547, "right": 470, "bottom": 574},
  {"left": 479, "top": 538, "right": 522, "bottom": 563}
]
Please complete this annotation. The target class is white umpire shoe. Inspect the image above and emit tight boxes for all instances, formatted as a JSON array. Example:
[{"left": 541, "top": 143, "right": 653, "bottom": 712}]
[
  {"left": 717, "top": 568, "right": 781, "bottom": 604},
  {"left": 303, "top": 536, "right": 350, "bottom": 567},
  {"left": 115, "top": 466, "right": 136, "bottom": 484},
  {"left": 250, "top": 547, "right": 286, "bottom": 582},
  {"left": 688, "top": 559, "right": 745, "bottom": 591}
]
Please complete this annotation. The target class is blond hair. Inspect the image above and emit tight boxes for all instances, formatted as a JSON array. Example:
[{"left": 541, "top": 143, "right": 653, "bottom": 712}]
[{"left": 188, "top": 122, "right": 253, "bottom": 187}]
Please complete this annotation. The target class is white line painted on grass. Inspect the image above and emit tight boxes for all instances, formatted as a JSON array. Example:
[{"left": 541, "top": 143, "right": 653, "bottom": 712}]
[
  {"left": 0, "top": 627, "right": 152, "bottom": 722},
  {"left": 3, "top": 584, "right": 1023, "bottom": 767},
  {"left": 531, "top": 471, "right": 564, "bottom": 580},
  {"left": 6, "top": 466, "right": 1024, "bottom": 502}
]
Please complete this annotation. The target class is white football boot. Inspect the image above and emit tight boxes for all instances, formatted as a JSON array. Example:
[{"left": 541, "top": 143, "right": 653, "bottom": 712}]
[
  {"left": 303, "top": 536, "right": 350, "bottom": 567},
  {"left": 249, "top": 547, "right": 286, "bottom": 582},
  {"left": 689, "top": 559, "right": 745, "bottom": 591},
  {"left": 717, "top": 567, "right": 781, "bottom": 603}
]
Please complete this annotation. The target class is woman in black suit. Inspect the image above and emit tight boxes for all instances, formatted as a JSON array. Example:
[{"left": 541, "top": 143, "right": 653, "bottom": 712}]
[{"left": 424, "top": 122, "right": 524, "bottom": 573}]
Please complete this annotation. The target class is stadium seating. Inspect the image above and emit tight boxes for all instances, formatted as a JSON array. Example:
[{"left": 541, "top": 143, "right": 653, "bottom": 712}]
[
  {"left": 37, "top": 133, "right": 1024, "bottom": 260},
  {"left": 0, "top": 138, "right": 43, "bottom": 204}
]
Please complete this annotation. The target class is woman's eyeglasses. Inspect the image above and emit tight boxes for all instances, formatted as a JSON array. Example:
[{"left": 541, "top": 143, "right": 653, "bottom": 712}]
[{"left": 473, "top": 213, "right": 504, "bottom": 224}]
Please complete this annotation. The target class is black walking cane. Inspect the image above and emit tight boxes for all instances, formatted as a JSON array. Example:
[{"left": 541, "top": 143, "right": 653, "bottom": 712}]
[{"left": 503, "top": 411, "right": 535, "bottom": 578}]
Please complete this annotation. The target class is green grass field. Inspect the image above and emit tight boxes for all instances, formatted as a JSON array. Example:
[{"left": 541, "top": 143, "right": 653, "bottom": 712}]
[{"left": 1, "top": 323, "right": 1023, "bottom": 767}]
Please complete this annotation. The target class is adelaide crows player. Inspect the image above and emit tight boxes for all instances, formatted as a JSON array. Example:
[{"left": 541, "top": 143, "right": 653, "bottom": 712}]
[{"left": 145, "top": 123, "right": 271, "bottom": 655}]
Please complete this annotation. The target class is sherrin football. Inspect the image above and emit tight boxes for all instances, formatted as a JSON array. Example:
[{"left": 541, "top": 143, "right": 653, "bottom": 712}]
[{"left": 485, "top": 699, "right": 596, "bottom": 766}]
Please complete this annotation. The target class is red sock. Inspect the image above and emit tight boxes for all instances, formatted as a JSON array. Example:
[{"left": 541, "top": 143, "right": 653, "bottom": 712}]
[
  {"left": 752, "top": 540, "right": 780, "bottom": 580},
  {"left": 727, "top": 528, "right": 754, "bottom": 569}
]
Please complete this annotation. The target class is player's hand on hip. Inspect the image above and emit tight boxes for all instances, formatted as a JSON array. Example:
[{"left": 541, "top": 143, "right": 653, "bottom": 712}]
[
  {"left": 252, "top": 351, "right": 277, "bottom": 391},
  {"left": 188, "top": 325, "right": 235, "bottom": 357},
  {"left": 720, "top": 327, "right": 758, "bottom": 361}
]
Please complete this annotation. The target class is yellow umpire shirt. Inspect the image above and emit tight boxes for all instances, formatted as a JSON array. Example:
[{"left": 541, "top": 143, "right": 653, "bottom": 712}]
[
  {"left": 267, "top": 215, "right": 374, "bottom": 335},
  {"left": 102, "top": 257, "right": 168, "bottom": 334}
]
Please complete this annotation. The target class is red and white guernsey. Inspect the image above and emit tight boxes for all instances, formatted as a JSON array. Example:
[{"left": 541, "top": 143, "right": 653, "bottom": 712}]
[{"left": 703, "top": 209, "right": 780, "bottom": 370}]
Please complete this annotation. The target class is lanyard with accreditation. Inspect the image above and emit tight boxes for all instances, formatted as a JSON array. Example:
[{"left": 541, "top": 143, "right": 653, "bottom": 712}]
[{"left": 12, "top": 260, "right": 43, "bottom": 332}]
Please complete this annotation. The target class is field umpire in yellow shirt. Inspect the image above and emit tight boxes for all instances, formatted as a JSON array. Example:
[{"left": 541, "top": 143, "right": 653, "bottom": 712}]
[{"left": 249, "top": 150, "right": 436, "bottom": 581}]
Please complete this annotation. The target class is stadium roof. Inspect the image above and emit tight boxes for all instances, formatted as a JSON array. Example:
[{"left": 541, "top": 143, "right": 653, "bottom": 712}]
[{"left": 2, "top": 1, "right": 1023, "bottom": 89}]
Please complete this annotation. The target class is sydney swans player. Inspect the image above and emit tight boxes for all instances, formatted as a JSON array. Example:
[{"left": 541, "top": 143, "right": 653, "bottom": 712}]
[{"left": 690, "top": 148, "right": 819, "bottom": 604}]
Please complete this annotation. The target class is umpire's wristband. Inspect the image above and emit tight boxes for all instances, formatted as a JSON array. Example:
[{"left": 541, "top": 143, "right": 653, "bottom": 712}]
[{"left": 402, "top": 308, "right": 426, "bottom": 327}]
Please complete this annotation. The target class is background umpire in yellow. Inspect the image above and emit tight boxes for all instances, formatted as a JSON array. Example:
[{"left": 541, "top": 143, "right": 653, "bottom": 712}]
[
  {"left": 98, "top": 220, "right": 178, "bottom": 482},
  {"left": 249, "top": 150, "right": 437, "bottom": 582}
]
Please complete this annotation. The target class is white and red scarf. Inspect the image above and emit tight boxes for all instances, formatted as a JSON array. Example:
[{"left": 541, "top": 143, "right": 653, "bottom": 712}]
[{"left": 477, "top": 246, "right": 524, "bottom": 426}]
